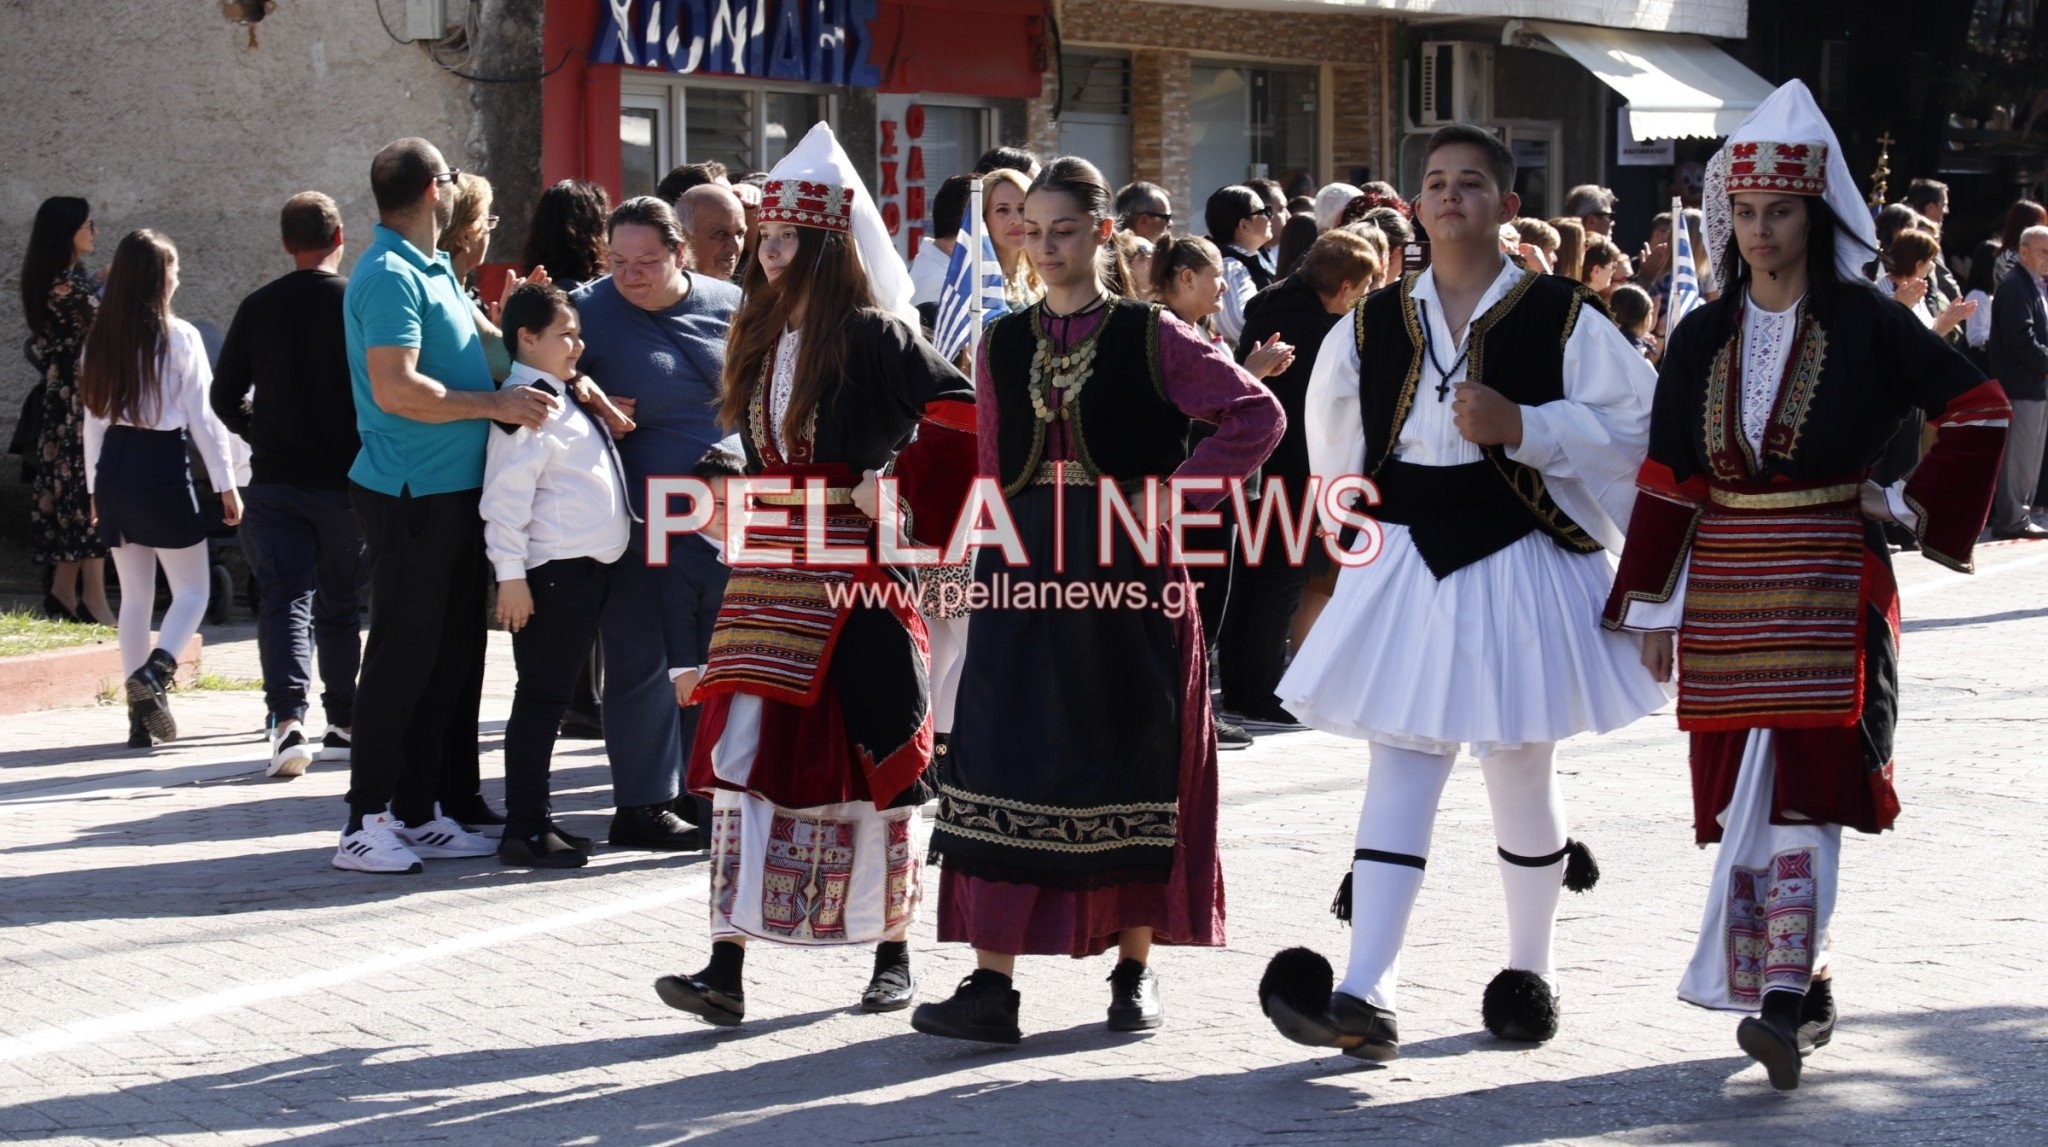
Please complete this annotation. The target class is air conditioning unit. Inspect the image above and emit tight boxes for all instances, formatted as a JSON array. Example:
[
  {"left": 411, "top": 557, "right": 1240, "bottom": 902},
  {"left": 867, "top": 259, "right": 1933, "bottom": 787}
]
[{"left": 1417, "top": 41, "right": 1494, "bottom": 126}]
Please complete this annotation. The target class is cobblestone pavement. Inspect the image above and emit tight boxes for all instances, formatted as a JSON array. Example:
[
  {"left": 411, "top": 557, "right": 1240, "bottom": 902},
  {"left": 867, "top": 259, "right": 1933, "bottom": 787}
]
[{"left": 3, "top": 542, "right": 2047, "bottom": 1145}]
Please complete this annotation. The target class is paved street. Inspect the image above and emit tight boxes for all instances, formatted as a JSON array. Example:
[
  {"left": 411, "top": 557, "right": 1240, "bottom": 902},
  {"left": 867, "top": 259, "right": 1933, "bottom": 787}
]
[{"left": 2, "top": 542, "right": 2046, "bottom": 1145}]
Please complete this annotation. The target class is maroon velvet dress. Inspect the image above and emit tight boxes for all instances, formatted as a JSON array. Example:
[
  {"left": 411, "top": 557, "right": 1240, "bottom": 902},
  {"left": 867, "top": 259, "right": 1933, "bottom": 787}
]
[{"left": 934, "top": 302, "right": 1283, "bottom": 957}]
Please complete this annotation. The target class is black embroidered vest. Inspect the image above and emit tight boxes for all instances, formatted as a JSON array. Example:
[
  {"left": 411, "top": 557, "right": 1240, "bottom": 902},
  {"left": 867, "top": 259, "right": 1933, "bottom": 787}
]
[
  {"left": 990, "top": 299, "right": 1189, "bottom": 496},
  {"left": 1352, "top": 271, "right": 1605, "bottom": 577}
]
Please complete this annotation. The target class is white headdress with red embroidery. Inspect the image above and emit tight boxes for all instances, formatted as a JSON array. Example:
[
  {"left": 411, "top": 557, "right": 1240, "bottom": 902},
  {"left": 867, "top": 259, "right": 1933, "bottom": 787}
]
[
  {"left": 760, "top": 122, "right": 916, "bottom": 324},
  {"left": 1704, "top": 79, "right": 1877, "bottom": 285}
]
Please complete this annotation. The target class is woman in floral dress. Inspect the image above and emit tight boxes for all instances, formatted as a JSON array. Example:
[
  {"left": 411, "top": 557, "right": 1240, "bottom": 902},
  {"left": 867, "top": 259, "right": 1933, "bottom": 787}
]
[{"left": 21, "top": 196, "right": 115, "bottom": 624}]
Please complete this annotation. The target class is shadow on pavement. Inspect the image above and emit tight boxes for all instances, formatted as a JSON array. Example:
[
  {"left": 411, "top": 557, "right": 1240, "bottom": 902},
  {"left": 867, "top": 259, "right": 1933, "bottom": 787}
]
[{"left": 3, "top": 1005, "right": 2044, "bottom": 1143}]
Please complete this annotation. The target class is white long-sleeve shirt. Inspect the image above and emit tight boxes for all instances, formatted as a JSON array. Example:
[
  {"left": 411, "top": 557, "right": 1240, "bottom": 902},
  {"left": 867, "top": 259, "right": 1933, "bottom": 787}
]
[
  {"left": 1304, "top": 257, "right": 1657, "bottom": 553},
  {"left": 1215, "top": 245, "right": 1261, "bottom": 348},
  {"left": 82, "top": 317, "right": 237, "bottom": 496},
  {"left": 480, "top": 361, "right": 633, "bottom": 582}
]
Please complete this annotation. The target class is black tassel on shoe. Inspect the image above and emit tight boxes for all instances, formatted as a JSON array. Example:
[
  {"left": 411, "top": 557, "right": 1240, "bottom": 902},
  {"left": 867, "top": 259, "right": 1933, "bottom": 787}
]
[
  {"left": 1331, "top": 871, "right": 1353, "bottom": 924},
  {"left": 1562, "top": 839, "right": 1599, "bottom": 892}
]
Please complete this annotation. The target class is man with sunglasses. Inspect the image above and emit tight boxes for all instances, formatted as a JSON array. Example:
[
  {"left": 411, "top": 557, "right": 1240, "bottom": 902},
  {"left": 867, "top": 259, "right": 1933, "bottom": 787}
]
[
  {"left": 333, "top": 138, "right": 559, "bottom": 875},
  {"left": 1565, "top": 184, "right": 1618, "bottom": 238},
  {"left": 1114, "top": 181, "right": 1175, "bottom": 242}
]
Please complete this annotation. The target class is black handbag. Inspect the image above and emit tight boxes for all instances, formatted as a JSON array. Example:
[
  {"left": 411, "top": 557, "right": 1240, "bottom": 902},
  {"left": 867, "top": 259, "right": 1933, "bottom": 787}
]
[{"left": 9, "top": 336, "right": 47, "bottom": 480}]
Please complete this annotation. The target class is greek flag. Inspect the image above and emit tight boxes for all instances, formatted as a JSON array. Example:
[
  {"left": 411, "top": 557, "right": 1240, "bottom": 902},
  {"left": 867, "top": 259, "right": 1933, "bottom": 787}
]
[
  {"left": 1666, "top": 196, "right": 1703, "bottom": 337},
  {"left": 932, "top": 202, "right": 1010, "bottom": 362}
]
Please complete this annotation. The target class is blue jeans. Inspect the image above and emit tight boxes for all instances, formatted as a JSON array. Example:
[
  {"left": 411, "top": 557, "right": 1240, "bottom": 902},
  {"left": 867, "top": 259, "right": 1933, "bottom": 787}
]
[{"left": 240, "top": 483, "right": 364, "bottom": 726}]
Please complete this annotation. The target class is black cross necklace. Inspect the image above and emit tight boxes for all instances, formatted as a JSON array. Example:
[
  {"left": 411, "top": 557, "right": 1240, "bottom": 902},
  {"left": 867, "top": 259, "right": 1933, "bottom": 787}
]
[{"left": 1416, "top": 299, "right": 1471, "bottom": 400}]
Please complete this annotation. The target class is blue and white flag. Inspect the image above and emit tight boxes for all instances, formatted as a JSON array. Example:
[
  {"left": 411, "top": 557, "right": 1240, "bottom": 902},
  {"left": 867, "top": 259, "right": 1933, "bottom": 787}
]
[
  {"left": 932, "top": 195, "right": 1010, "bottom": 362},
  {"left": 1666, "top": 196, "right": 1704, "bottom": 338}
]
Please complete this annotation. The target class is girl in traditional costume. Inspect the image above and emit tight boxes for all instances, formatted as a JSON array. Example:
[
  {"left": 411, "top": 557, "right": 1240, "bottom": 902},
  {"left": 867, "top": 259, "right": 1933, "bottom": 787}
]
[
  {"left": 654, "top": 124, "right": 974, "bottom": 1025},
  {"left": 914, "top": 157, "right": 1283, "bottom": 1044},
  {"left": 1604, "top": 82, "right": 2008, "bottom": 1090}
]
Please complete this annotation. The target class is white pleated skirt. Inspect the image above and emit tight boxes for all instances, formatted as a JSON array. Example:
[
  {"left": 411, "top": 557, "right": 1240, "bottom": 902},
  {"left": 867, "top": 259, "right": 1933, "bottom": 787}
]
[{"left": 1277, "top": 524, "right": 1668, "bottom": 756}]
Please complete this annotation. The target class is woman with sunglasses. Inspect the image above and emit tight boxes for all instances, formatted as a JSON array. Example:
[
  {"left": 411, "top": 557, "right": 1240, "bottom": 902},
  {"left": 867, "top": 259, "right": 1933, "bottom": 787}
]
[{"left": 1207, "top": 184, "right": 1275, "bottom": 347}]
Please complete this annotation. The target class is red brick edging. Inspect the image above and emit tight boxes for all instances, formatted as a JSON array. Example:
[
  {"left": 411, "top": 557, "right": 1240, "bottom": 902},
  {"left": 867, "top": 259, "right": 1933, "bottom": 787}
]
[{"left": 0, "top": 634, "right": 203, "bottom": 716}]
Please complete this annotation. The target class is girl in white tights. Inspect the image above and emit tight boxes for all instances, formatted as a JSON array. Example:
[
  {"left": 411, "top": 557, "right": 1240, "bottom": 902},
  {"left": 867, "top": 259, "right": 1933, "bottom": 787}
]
[{"left": 79, "top": 230, "right": 240, "bottom": 747}]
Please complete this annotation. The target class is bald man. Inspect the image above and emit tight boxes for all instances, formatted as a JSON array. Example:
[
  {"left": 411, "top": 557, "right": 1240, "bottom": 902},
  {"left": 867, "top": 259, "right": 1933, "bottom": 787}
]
[{"left": 678, "top": 184, "right": 746, "bottom": 282}]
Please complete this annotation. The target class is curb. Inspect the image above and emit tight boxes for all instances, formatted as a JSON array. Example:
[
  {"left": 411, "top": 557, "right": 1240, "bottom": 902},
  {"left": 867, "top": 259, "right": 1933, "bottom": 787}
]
[{"left": 0, "top": 634, "right": 204, "bottom": 716}]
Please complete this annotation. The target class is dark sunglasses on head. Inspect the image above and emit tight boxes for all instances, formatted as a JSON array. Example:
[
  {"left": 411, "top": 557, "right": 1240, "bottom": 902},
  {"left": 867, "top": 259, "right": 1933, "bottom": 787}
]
[{"left": 432, "top": 169, "right": 463, "bottom": 186}]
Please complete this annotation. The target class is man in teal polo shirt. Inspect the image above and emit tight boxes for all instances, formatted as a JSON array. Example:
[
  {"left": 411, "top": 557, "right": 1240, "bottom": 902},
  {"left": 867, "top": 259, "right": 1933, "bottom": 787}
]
[{"left": 334, "top": 137, "right": 558, "bottom": 875}]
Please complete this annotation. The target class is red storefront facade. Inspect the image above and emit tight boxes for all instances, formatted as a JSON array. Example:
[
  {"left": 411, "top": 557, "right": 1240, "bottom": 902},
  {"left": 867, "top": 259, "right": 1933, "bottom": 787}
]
[{"left": 540, "top": 0, "right": 1050, "bottom": 260}]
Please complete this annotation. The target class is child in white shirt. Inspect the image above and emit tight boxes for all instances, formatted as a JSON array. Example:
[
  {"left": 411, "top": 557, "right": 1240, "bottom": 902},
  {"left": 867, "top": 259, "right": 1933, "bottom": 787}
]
[{"left": 481, "top": 282, "right": 633, "bottom": 869}]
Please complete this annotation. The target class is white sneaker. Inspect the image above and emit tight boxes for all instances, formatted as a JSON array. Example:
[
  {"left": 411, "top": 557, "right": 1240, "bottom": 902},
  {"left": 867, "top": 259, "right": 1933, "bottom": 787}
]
[
  {"left": 394, "top": 813, "right": 497, "bottom": 859},
  {"left": 333, "top": 812, "right": 424, "bottom": 874},
  {"left": 268, "top": 724, "right": 315, "bottom": 778}
]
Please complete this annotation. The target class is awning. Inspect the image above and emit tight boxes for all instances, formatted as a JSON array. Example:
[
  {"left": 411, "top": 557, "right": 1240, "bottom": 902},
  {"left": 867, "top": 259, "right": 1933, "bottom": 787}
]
[{"left": 1526, "top": 21, "right": 1776, "bottom": 141}]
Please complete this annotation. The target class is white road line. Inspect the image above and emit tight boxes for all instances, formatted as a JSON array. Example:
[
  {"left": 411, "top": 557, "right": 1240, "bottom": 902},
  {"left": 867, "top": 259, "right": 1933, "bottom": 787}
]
[{"left": 0, "top": 874, "right": 705, "bottom": 1062}]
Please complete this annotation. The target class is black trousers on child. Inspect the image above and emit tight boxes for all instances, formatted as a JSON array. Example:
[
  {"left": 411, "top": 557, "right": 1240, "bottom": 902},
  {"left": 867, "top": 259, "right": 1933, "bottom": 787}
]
[{"left": 505, "top": 557, "right": 617, "bottom": 837}]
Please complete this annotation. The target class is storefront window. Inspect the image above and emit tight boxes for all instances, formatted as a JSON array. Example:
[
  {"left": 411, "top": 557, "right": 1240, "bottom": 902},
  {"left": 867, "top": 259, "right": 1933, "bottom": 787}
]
[
  {"left": 1059, "top": 52, "right": 1132, "bottom": 190},
  {"left": 620, "top": 104, "right": 661, "bottom": 201},
  {"left": 621, "top": 80, "right": 834, "bottom": 186},
  {"left": 1191, "top": 64, "right": 1319, "bottom": 210}
]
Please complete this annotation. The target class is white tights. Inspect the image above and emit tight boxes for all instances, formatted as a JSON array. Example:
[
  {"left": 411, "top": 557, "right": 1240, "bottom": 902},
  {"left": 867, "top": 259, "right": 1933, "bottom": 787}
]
[
  {"left": 1336, "top": 741, "right": 1569, "bottom": 1010},
  {"left": 109, "top": 543, "right": 211, "bottom": 676},
  {"left": 928, "top": 615, "right": 969, "bottom": 734}
]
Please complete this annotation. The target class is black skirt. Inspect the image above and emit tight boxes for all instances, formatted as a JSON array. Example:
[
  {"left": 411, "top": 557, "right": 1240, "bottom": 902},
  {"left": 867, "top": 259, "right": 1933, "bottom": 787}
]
[
  {"left": 94, "top": 425, "right": 207, "bottom": 549},
  {"left": 932, "top": 482, "right": 1185, "bottom": 887}
]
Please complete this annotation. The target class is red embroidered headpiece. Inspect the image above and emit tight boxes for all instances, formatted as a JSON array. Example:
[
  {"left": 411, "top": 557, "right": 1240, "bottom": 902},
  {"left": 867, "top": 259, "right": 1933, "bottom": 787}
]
[
  {"left": 759, "top": 178, "right": 855, "bottom": 233},
  {"left": 1724, "top": 140, "right": 1828, "bottom": 196}
]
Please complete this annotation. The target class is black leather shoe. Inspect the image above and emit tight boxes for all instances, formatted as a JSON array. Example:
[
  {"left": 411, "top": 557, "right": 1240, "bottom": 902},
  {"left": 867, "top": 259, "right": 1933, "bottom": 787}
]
[
  {"left": 609, "top": 803, "right": 703, "bottom": 851},
  {"left": 558, "top": 709, "right": 604, "bottom": 739},
  {"left": 1990, "top": 522, "right": 2048, "bottom": 540},
  {"left": 655, "top": 973, "right": 744, "bottom": 1026},
  {"left": 911, "top": 969, "right": 1021, "bottom": 1044},
  {"left": 440, "top": 796, "right": 506, "bottom": 829},
  {"left": 124, "top": 649, "right": 178, "bottom": 744},
  {"left": 861, "top": 959, "right": 916, "bottom": 1013},
  {"left": 1328, "top": 992, "right": 1400, "bottom": 1061},
  {"left": 1106, "top": 958, "right": 1163, "bottom": 1031},
  {"left": 1798, "top": 979, "right": 1836, "bottom": 1056},
  {"left": 498, "top": 829, "right": 589, "bottom": 870},
  {"left": 545, "top": 821, "right": 594, "bottom": 852},
  {"left": 126, "top": 704, "right": 152, "bottom": 749},
  {"left": 1737, "top": 1013, "right": 1803, "bottom": 1090}
]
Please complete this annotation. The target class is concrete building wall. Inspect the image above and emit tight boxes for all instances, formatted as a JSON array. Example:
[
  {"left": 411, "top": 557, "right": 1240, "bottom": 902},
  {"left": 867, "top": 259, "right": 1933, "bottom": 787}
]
[{"left": 0, "top": 1, "right": 542, "bottom": 415}]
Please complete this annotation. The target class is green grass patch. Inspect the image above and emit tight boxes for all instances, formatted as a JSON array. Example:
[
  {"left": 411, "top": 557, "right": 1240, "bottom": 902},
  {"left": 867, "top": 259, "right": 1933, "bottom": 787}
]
[
  {"left": 0, "top": 609, "right": 117, "bottom": 658},
  {"left": 189, "top": 672, "right": 263, "bottom": 692}
]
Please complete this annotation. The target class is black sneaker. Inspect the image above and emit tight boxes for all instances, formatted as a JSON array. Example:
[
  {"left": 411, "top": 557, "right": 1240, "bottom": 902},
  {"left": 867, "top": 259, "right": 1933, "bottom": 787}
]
[
  {"left": 1106, "top": 958, "right": 1163, "bottom": 1031},
  {"left": 609, "top": 803, "right": 703, "bottom": 851},
  {"left": 911, "top": 969, "right": 1022, "bottom": 1044},
  {"left": 1235, "top": 702, "right": 1305, "bottom": 732},
  {"left": 319, "top": 727, "right": 352, "bottom": 763},
  {"left": 1215, "top": 717, "right": 1254, "bottom": 751},
  {"left": 124, "top": 649, "right": 178, "bottom": 744}
]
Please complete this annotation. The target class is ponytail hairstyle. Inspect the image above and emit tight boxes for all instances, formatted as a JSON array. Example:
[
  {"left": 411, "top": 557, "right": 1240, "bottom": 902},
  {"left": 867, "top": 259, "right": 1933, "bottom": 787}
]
[
  {"left": 79, "top": 229, "right": 178, "bottom": 427},
  {"left": 1149, "top": 233, "right": 1224, "bottom": 335},
  {"left": 719, "top": 223, "right": 876, "bottom": 447},
  {"left": 1025, "top": 155, "right": 1120, "bottom": 291}
]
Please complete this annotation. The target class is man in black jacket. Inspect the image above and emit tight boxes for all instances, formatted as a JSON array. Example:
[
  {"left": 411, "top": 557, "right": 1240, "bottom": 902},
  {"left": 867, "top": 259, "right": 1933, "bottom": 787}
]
[
  {"left": 210, "top": 192, "right": 365, "bottom": 775},
  {"left": 1221, "top": 229, "right": 1380, "bottom": 727},
  {"left": 1988, "top": 225, "right": 2048, "bottom": 539}
]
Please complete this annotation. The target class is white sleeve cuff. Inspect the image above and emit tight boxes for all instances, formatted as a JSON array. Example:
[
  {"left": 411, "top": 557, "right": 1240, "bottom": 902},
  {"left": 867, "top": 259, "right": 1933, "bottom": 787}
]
[
  {"left": 668, "top": 666, "right": 705, "bottom": 681},
  {"left": 1885, "top": 482, "right": 1920, "bottom": 532},
  {"left": 493, "top": 560, "right": 530, "bottom": 584},
  {"left": 1503, "top": 403, "right": 1561, "bottom": 472}
]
